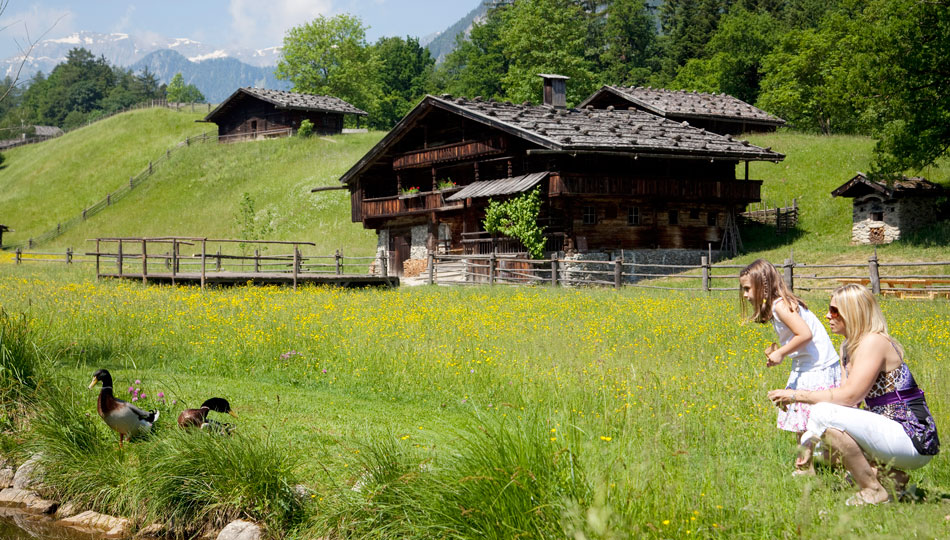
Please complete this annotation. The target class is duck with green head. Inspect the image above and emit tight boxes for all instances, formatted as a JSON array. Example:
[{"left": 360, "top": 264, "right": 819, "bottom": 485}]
[{"left": 88, "top": 369, "right": 159, "bottom": 448}]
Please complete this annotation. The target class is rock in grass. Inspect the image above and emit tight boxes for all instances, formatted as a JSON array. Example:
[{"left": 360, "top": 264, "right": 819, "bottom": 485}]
[
  {"left": 58, "top": 510, "right": 131, "bottom": 538},
  {"left": 0, "top": 487, "right": 58, "bottom": 513},
  {"left": 136, "top": 523, "right": 165, "bottom": 537},
  {"left": 12, "top": 454, "right": 44, "bottom": 491},
  {"left": 217, "top": 520, "right": 262, "bottom": 540},
  {"left": 0, "top": 467, "right": 14, "bottom": 488},
  {"left": 54, "top": 501, "right": 81, "bottom": 520}
]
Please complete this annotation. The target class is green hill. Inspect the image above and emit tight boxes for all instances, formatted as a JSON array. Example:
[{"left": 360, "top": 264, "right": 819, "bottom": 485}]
[
  {"left": 0, "top": 107, "right": 383, "bottom": 256},
  {"left": 1, "top": 107, "right": 947, "bottom": 263}
]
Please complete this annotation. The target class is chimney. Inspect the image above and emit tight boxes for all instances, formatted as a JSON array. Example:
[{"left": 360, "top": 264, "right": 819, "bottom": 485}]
[{"left": 539, "top": 74, "right": 569, "bottom": 109}]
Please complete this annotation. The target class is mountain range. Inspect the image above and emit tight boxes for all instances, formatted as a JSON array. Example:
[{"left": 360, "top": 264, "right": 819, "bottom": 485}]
[{"left": 2, "top": 5, "right": 484, "bottom": 103}]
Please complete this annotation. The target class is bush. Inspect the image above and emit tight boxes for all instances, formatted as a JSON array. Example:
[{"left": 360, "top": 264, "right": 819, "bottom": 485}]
[{"left": 297, "top": 119, "right": 315, "bottom": 138}]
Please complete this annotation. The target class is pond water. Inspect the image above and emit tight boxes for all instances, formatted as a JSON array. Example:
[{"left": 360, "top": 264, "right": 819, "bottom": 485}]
[{"left": 0, "top": 507, "right": 100, "bottom": 539}]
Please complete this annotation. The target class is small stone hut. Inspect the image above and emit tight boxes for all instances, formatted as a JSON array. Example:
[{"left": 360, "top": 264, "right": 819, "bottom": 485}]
[{"left": 831, "top": 172, "right": 944, "bottom": 244}]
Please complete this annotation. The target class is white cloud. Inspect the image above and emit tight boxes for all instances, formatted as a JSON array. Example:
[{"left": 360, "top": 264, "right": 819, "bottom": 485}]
[
  {"left": 112, "top": 5, "right": 135, "bottom": 33},
  {"left": 228, "top": 0, "right": 332, "bottom": 49},
  {"left": 0, "top": 5, "right": 76, "bottom": 54}
]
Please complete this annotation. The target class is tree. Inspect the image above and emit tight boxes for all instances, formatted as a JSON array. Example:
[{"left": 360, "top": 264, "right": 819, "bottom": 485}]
[
  {"left": 371, "top": 36, "right": 434, "bottom": 128},
  {"left": 165, "top": 72, "right": 205, "bottom": 103},
  {"left": 275, "top": 14, "right": 381, "bottom": 114},
  {"left": 499, "top": 0, "right": 596, "bottom": 105},
  {"left": 483, "top": 187, "right": 546, "bottom": 259},
  {"left": 438, "top": 7, "right": 510, "bottom": 100},
  {"left": 599, "top": 0, "right": 660, "bottom": 85},
  {"left": 850, "top": 0, "right": 950, "bottom": 175},
  {"left": 658, "top": 0, "right": 728, "bottom": 78},
  {"left": 671, "top": 8, "right": 783, "bottom": 104}
]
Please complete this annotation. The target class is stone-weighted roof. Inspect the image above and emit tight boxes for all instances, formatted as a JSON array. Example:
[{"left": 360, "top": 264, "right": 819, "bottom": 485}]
[
  {"left": 437, "top": 94, "right": 783, "bottom": 160},
  {"left": 204, "top": 87, "right": 367, "bottom": 122},
  {"left": 337, "top": 94, "right": 784, "bottom": 186},
  {"left": 579, "top": 86, "right": 785, "bottom": 126},
  {"left": 832, "top": 172, "right": 944, "bottom": 199}
]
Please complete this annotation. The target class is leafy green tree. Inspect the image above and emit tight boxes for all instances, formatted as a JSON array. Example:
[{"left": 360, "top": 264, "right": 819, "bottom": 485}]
[
  {"left": 483, "top": 187, "right": 546, "bottom": 259},
  {"left": 275, "top": 14, "right": 381, "bottom": 115},
  {"left": 671, "top": 8, "right": 783, "bottom": 103},
  {"left": 849, "top": 0, "right": 950, "bottom": 175},
  {"left": 499, "top": 0, "right": 596, "bottom": 105},
  {"left": 165, "top": 72, "right": 205, "bottom": 103},
  {"left": 756, "top": 10, "right": 862, "bottom": 134},
  {"left": 599, "top": 0, "right": 660, "bottom": 85},
  {"left": 370, "top": 36, "right": 434, "bottom": 128},
  {"left": 438, "top": 7, "right": 510, "bottom": 100},
  {"left": 658, "top": 0, "right": 728, "bottom": 78}
]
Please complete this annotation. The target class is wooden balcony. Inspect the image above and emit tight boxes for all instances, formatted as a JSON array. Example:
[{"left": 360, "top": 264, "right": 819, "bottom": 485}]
[
  {"left": 549, "top": 173, "right": 762, "bottom": 202},
  {"left": 361, "top": 189, "right": 464, "bottom": 219},
  {"left": 393, "top": 137, "right": 507, "bottom": 170}
]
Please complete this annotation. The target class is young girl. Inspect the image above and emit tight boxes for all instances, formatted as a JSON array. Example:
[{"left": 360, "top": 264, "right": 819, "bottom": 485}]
[{"left": 740, "top": 259, "right": 841, "bottom": 474}]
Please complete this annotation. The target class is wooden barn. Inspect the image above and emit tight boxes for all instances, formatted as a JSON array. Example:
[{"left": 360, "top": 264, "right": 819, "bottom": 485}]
[
  {"left": 578, "top": 86, "right": 785, "bottom": 135},
  {"left": 831, "top": 172, "right": 944, "bottom": 244},
  {"left": 328, "top": 76, "right": 784, "bottom": 276},
  {"left": 203, "top": 88, "right": 367, "bottom": 142}
]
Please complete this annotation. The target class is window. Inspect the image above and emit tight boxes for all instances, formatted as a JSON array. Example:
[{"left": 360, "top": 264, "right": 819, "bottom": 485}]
[
  {"left": 871, "top": 211, "right": 884, "bottom": 221},
  {"left": 627, "top": 206, "right": 641, "bottom": 226},
  {"left": 250, "top": 120, "right": 257, "bottom": 132},
  {"left": 707, "top": 211, "right": 718, "bottom": 226},
  {"left": 583, "top": 206, "right": 597, "bottom": 225},
  {"left": 690, "top": 209, "right": 700, "bottom": 220},
  {"left": 668, "top": 210, "right": 679, "bottom": 225}
]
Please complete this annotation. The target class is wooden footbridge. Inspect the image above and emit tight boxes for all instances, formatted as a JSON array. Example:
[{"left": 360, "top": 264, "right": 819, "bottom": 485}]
[{"left": 89, "top": 237, "right": 398, "bottom": 289}]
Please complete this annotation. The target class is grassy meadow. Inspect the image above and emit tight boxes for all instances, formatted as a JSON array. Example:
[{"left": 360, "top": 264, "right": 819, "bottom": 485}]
[{"left": 1, "top": 263, "right": 949, "bottom": 538}]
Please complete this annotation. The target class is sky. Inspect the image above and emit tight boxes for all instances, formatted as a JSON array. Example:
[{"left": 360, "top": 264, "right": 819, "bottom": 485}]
[{"left": 0, "top": 0, "right": 480, "bottom": 58}]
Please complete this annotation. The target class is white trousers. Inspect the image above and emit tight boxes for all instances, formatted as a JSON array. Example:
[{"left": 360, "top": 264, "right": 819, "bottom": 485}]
[{"left": 802, "top": 402, "right": 933, "bottom": 470}]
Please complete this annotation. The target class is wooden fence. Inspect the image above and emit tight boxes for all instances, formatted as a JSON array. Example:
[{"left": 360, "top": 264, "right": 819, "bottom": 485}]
[
  {"left": 741, "top": 198, "right": 799, "bottom": 233},
  {"left": 425, "top": 251, "right": 950, "bottom": 299},
  {"left": 5, "top": 130, "right": 218, "bottom": 250}
]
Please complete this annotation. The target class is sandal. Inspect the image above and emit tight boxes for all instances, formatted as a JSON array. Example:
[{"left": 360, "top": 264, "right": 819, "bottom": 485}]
[{"left": 845, "top": 492, "right": 891, "bottom": 506}]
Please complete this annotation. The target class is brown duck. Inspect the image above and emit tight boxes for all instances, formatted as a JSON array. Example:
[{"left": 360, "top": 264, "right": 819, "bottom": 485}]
[
  {"left": 88, "top": 369, "right": 159, "bottom": 448},
  {"left": 177, "top": 398, "right": 238, "bottom": 433}
]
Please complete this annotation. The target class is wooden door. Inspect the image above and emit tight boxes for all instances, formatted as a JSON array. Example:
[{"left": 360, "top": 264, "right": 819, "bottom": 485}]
[{"left": 390, "top": 233, "right": 411, "bottom": 276}]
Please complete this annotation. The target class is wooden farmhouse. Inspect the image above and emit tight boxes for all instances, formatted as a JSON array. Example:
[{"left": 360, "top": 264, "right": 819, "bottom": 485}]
[
  {"left": 831, "top": 172, "right": 944, "bottom": 244},
  {"left": 579, "top": 86, "right": 785, "bottom": 135},
  {"left": 329, "top": 76, "right": 784, "bottom": 277},
  {"left": 203, "top": 88, "right": 367, "bottom": 142}
]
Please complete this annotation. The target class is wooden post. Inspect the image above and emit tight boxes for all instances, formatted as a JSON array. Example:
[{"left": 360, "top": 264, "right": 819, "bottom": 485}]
[
  {"left": 489, "top": 252, "right": 496, "bottom": 285},
  {"left": 254, "top": 249, "right": 260, "bottom": 273},
  {"left": 117, "top": 240, "right": 124, "bottom": 276},
  {"left": 869, "top": 250, "right": 881, "bottom": 295},
  {"left": 427, "top": 250, "right": 434, "bottom": 285},
  {"left": 66, "top": 247, "right": 72, "bottom": 265},
  {"left": 82, "top": 209, "right": 87, "bottom": 220},
  {"left": 783, "top": 257, "right": 794, "bottom": 292},
  {"left": 95, "top": 240, "right": 100, "bottom": 279},
  {"left": 107, "top": 193, "right": 111, "bottom": 206},
  {"left": 614, "top": 258, "right": 623, "bottom": 289},
  {"left": 293, "top": 246, "right": 299, "bottom": 290},
  {"left": 130, "top": 176, "right": 134, "bottom": 189},
  {"left": 171, "top": 239, "right": 177, "bottom": 286},
  {"left": 141, "top": 240, "right": 148, "bottom": 285},
  {"left": 550, "top": 258, "right": 558, "bottom": 286},
  {"left": 15, "top": 247, "right": 20, "bottom": 264},
  {"left": 380, "top": 251, "right": 388, "bottom": 277},
  {"left": 701, "top": 256, "right": 710, "bottom": 292},
  {"left": 201, "top": 239, "right": 206, "bottom": 290},
  {"left": 148, "top": 161, "right": 152, "bottom": 174},
  {"left": 336, "top": 249, "right": 343, "bottom": 275},
  {"left": 216, "top": 247, "right": 222, "bottom": 271}
]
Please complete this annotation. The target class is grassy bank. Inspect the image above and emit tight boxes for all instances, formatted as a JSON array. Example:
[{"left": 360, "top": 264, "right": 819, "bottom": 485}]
[{"left": 0, "top": 265, "right": 948, "bottom": 538}]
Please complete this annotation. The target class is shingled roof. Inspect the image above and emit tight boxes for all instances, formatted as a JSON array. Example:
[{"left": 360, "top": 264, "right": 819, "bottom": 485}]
[
  {"left": 204, "top": 87, "right": 367, "bottom": 122},
  {"left": 579, "top": 86, "right": 785, "bottom": 127},
  {"left": 336, "top": 94, "right": 784, "bottom": 186},
  {"left": 831, "top": 172, "right": 944, "bottom": 199}
]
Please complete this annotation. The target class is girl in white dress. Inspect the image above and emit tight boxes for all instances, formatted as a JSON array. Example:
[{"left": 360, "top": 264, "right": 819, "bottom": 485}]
[{"left": 740, "top": 259, "right": 841, "bottom": 474}]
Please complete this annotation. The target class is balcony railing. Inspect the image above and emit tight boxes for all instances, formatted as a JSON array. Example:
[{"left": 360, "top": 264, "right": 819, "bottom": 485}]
[
  {"left": 549, "top": 173, "right": 761, "bottom": 201},
  {"left": 361, "top": 188, "right": 464, "bottom": 218}
]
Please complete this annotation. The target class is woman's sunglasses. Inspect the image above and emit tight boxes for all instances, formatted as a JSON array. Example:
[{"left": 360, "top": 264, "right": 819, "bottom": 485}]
[{"left": 828, "top": 305, "right": 840, "bottom": 319}]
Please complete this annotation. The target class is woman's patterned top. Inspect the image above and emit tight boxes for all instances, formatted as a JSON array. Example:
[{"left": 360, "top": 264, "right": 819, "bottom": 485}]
[{"left": 847, "top": 345, "right": 940, "bottom": 456}]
